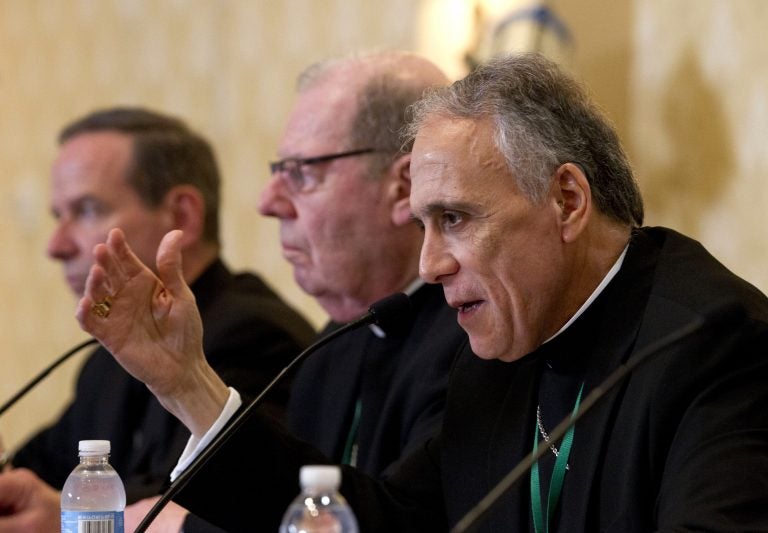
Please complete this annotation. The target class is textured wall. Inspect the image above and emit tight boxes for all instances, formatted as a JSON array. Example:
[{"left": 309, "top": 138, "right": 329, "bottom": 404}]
[
  {"left": 629, "top": 1, "right": 768, "bottom": 290},
  {"left": 1, "top": 0, "right": 766, "bottom": 457}
]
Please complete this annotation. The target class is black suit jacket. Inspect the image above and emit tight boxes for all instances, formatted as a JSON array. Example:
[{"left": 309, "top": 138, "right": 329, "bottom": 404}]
[
  {"left": 174, "top": 228, "right": 768, "bottom": 532},
  {"left": 12, "top": 260, "right": 315, "bottom": 505},
  {"left": 287, "top": 283, "right": 465, "bottom": 478}
]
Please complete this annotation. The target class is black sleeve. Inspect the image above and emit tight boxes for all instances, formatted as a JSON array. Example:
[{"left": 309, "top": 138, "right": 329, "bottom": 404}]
[
  {"left": 173, "top": 407, "right": 447, "bottom": 533},
  {"left": 182, "top": 513, "right": 231, "bottom": 533}
]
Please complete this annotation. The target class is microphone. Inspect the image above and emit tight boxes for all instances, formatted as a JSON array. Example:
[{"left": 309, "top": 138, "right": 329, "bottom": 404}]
[
  {"left": 134, "top": 292, "right": 412, "bottom": 533},
  {"left": 451, "top": 300, "right": 741, "bottom": 533},
  {"left": 0, "top": 338, "right": 98, "bottom": 417}
]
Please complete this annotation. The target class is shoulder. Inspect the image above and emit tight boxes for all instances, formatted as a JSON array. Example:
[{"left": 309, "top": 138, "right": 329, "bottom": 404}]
[
  {"left": 636, "top": 227, "right": 768, "bottom": 327},
  {"left": 627, "top": 228, "right": 768, "bottom": 406},
  {"left": 195, "top": 262, "right": 316, "bottom": 348}
]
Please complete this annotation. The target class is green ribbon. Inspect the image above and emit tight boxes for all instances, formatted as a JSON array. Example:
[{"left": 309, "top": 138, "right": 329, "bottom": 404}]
[
  {"left": 530, "top": 382, "right": 585, "bottom": 533},
  {"left": 341, "top": 399, "right": 362, "bottom": 466}
]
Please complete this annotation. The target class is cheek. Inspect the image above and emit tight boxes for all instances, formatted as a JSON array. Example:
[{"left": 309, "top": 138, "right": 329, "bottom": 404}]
[
  {"left": 317, "top": 207, "right": 373, "bottom": 246},
  {"left": 481, "top": 252, "right": 541, "bottom": 322},
  {"left": 118, "top": 220, "right": 166, "bottom": 265},
  {"left": 75, "top": 225, "right": 110, "bottom": 255}
]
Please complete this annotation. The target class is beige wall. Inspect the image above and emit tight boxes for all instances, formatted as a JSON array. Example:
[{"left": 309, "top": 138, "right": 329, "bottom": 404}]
[{"left": 1, "top": 0, "right": 766, "bottom": 454}]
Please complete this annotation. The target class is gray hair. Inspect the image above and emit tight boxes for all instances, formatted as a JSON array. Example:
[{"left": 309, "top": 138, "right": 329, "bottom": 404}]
[{"left": 405, "top": 53, "right": 643, "bottom": 226}]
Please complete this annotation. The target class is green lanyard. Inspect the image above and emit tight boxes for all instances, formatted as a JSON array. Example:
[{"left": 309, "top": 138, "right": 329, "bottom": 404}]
[
  {"left": 341, "top": 399, "right": 362, "bottom": 466},
  {"left": 530, "top": 382, "right": 585, "bottom": 533}
]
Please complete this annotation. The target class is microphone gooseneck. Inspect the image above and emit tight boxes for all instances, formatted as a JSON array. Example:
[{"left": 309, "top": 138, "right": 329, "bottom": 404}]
[
  {"left": 0, "top": 338, "right": 98, "bottom": 417},
  {"left": 134, "top": 292, "right": 412, "bottom": 533},
  {"left": 451, "top": 300, "right": 741, "bottom": 533}
]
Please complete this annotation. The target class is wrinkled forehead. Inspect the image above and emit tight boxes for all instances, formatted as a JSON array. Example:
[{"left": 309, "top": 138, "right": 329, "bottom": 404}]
[
  {"left": 410, "top": 116, "right": 508, "bottom": 217},
  {"left": 279, "top": 78, "right": 360, "bottom": 155}
]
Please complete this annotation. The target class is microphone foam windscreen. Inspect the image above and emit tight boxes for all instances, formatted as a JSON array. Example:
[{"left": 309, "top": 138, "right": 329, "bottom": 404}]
[{"left": 367, "top": 292, "right": 412, "bottom": 335}]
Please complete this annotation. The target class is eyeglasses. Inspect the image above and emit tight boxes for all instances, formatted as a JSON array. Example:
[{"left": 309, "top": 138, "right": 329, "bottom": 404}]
[{"left": 269, "top": 148, "right": 377, "bottom": 194}]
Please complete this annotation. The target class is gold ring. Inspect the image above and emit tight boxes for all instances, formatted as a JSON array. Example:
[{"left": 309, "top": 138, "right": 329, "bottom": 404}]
[{"left": 91, "top": 296, "right": 113, "bottom": 318}]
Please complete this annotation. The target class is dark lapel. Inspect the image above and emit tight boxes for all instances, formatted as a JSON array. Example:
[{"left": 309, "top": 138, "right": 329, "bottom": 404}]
[{"left": 558, "top": 230, "right": 661, "bottom": 531}]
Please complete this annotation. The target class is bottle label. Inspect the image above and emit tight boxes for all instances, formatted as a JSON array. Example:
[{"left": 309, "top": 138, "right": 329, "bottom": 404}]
[{"left": 61, "top": 510, "right": 124, "bottom": 533}]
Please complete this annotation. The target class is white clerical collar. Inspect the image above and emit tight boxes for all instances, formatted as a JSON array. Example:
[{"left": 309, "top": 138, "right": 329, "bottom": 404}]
[
  {"left": 368, "top": 278, "right": 424, "bottom": 338},
  {"left": 543, "top": 244, "right": 629, "bottom": 344}
]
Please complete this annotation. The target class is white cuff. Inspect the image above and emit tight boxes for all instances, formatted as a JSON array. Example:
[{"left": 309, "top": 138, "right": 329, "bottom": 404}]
[{"left": 170, "top": 387, "right": 242, "bottom": 482}]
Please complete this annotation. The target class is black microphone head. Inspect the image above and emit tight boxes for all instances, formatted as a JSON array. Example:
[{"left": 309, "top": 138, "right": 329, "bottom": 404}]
[{"left": 367, "top": 292, "right": 412, "bottom": 335}]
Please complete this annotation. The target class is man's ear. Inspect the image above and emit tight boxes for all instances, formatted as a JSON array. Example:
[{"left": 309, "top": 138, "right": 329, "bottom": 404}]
[
  {"left": 552, "top": 163, "right": 592, "bottom": 243},
  {"left": 385, "top": 153, "right": 412, "bottom": 227},
  {"left": 162, "top": 185, "right": 206, "bottom": 248}
]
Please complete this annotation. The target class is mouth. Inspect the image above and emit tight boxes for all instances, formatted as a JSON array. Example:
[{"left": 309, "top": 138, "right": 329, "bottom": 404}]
[
  {"left": 280, "top": 242, "right": 301, "bottom": 256},
  {"left": 66, "top": 275, "right": 85, "bottom": 296},
  {"left": 452, "top": 299, "right": 483, "bottom": 314}
]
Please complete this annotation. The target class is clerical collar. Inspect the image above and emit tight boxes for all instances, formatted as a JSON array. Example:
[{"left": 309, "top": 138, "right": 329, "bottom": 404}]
[
  {"left": 368, "top": 278, "right": 425, "bottom": 339},
  {"left": 543, "top": 244, "right": 629, "bottom": 345}
]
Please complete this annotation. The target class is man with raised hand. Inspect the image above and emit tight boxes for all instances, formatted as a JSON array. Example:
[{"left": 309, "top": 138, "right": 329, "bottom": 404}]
[{"left": 17, "top": 54, "right": 768, "bottom": 532}]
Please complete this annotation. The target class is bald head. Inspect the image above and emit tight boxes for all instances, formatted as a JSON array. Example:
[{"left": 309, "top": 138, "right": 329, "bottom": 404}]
[
  {"left": 260, "top": 51, "right": 448, "bottom": 320},
  {"left": 298, "top": 50, "right": 449, "bottom": 92},
  {"left": 298, "top": 51, "right": 450, "bottom": 157}
]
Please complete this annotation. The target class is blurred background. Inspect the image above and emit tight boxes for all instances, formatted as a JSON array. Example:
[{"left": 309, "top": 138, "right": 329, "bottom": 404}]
[{"left": 1, "top": 0, "right": 766, "bottom": 452}]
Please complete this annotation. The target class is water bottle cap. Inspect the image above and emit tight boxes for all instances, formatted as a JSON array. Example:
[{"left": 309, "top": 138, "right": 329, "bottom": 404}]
[
  {"left": 299, "top": 465, "right": 341, "bottom": 490},
  {"left": 78, "top": 439, "right": 111, "bottom": 455}
]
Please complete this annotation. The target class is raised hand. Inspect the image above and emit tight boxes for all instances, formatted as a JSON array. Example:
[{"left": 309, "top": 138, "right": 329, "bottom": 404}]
[{"left": 76, "top": 228, "right": 229, "bottom": 437}]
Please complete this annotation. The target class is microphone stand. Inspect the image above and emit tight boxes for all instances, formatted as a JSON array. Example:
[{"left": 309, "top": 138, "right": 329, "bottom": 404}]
[
  {"left": 450, "top": 313, "right": 711, "bottom": 533},
  {"left": 0, "top": 338, "right": 97, "bottom": 417}
]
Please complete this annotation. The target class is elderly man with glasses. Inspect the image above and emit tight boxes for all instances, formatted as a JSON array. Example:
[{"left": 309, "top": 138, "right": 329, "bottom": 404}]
[{"left": 258, "top": 51, "right": 464, "bottom": 478}]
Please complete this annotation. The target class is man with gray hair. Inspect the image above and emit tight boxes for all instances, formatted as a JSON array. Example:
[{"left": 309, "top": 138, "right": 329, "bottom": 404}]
[{"left": 10, "top": 53, "right": 768, "bottom": 532}]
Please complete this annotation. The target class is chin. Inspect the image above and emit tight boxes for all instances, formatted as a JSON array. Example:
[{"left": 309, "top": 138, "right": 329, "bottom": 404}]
[
  {"left": 293, "top": 272, "right": 317, "bottom": 295},
  {"left": 468, "top": 337, "right": 502, "bottom": 361},
  {"left": 469, "top": 337, "right": 530, "bottom": 363}
]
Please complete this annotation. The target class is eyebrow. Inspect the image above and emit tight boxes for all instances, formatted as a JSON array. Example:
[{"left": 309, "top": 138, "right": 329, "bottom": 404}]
[{"left": 410, "top": 200, "right": 479, "bottom": 222}]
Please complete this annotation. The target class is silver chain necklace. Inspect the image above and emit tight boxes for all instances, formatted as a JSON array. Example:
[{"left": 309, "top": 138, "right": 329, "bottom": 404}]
[{"left": 536, "top": 405, "right": 570, "bottom": 470}]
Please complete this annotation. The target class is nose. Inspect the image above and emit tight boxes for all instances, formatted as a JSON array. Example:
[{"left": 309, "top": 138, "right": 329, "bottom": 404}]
[
  {"left": 419, "top": 229, "right": 458, "bottom": 284},
  {"left": 258, "top": 174, "right": 297, "bottom": 219},
  {"left": 47, "top": 219, "right": 78, "bottom": 261}
]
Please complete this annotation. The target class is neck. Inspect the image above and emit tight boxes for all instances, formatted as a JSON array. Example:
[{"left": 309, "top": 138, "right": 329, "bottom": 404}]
[
  {"left": 179, "top": 242, "right": 219, "bottom": 284},
  {"left": 323, "top": 270, "right": 419, "bottom": 323},
  {"left": 549, "top": 219, "right": 632, "bottom": 339},
  {"left": 323, "top": 236, "right": 422, "bottom": 322}
]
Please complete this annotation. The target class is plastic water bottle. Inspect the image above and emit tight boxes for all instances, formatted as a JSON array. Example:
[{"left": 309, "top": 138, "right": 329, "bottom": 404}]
[
  {"left": 279, "top": 465, "right": 359, "bottom": 533},
  {"left": 61, "top": 440, "right": 126, "bottom": 533}
]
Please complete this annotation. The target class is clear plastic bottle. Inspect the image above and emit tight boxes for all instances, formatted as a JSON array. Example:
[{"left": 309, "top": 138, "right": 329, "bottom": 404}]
[
  {"left": 61, "top": 440, "right": 126, "bottom": 533},
  {"left": 279, "top": 465, "right": 359, "bottom": 533}
]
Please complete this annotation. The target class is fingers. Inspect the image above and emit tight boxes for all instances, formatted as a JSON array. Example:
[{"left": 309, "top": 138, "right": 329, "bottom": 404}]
[
  {"left": 76, "top": 256, "right": 120, "bottom": 336},
  {"left": 155, "top": 230, "right": 186, "bottom": 297},
  {"left": 76, "top": 263, "right": 108, "bottom": 334},
  {"left": 99, "top": 228, "right": 148, "bottom": 297},
  {"left": 76, "top": 227, "right": 165, "bottom": 332},
  {"left": 80, "top": 229, "right": 137, "bottom": 307}
]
